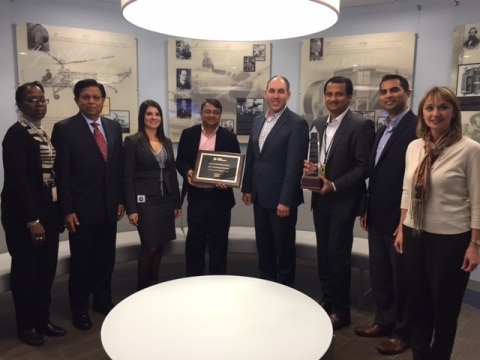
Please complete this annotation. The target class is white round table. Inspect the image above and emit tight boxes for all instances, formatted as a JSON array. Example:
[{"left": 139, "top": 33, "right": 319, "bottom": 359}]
[{"left": 101, "top": 275, "right": 332, "bottom": 360}]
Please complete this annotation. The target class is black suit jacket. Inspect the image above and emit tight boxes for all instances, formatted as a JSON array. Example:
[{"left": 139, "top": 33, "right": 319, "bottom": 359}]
[
  {"left": 1, "top": 122, "right": 52, "bottom": 223},
  {"left": 51, "top": 112, "right": 124, "bottom": 225},
  {"left": 123, "top": 133, "right": 181, "bottom": 215},
  {"left": 311, "top": 109, "right": 375, "bottom": 220},
  {"left": 242, "top": 107, "right": 309, "bottom": 209},
  {"left": 367, "top": 110, "right": 417, "bottom": 234},
  {"left": 176, "top": 125, "right": 240, "bottom": 209}
]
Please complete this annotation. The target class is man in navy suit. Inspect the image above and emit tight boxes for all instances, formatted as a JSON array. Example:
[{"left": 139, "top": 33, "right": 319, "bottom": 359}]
[
  {"left": 354, "top": 74, "right": 417, "bottom": 355},
  {"left": 51, "top": 79, "right": 124, "bottom": 331},
  {"left": 242, "top": 76, "right": 309, "bottom": 286},
  {"left": 176, "top": 99, "right": 240, "bottom": 276},
  {"left": 304, "top": 76, "right": 374, "bottom": 330}
]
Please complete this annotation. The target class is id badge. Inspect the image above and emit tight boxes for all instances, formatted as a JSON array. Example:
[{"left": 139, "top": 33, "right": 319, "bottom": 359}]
[
  {"left": 320, "top": 163, "right": 326, "bottom": 177},
  {"left": 51, "top": 186, "right": 58, "bottom": 202}
]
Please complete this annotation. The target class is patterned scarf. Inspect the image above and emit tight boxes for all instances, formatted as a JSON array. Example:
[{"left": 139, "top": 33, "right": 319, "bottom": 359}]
[{"left": 410, "top": 130, "right": 457, "bottom": 235}]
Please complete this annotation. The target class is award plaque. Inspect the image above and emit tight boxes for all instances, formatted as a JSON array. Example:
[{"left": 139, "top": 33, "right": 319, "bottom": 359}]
[
  {"left": 302, "top": 132, "right": 324, "bottom": 190},
  {"left": 192, "top": 151, "right": 245, "bottom": 187}
]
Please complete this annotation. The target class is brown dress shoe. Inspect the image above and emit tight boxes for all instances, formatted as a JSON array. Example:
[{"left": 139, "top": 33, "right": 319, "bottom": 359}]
[
  {"left": 376, "top": 337, "right": 410, "bottom": 355},
  {"left": 330, "top": 313, "right": 351, "bottom": 331},
  {"left": 355, "top": 323, "right": 390, "bottom": 337}
]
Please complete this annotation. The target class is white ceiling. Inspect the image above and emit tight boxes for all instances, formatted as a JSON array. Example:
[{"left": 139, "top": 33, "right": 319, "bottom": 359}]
[{"left": 96, "top": 0, "right": 396, "bottom": 8}]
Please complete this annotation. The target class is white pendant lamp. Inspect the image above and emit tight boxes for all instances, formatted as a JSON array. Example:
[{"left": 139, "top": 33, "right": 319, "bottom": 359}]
[{"left": 121, "top": 0, "right": 340, "bottom": 41}]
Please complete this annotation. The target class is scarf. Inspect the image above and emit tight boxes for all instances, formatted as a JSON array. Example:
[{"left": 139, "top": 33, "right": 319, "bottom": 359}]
[{"left": 410, "top": 130, "right": 457, "bottom": 235}]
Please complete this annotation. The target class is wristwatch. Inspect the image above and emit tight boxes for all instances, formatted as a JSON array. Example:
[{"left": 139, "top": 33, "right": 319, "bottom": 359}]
[{"left": 471, "top": 239, "right": 480, "bottom": 246}]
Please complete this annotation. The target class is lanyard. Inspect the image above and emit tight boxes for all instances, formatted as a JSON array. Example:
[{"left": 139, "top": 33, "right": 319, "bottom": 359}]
[{"left": 323, "top": 121, "right": 334, "bottom": 164}]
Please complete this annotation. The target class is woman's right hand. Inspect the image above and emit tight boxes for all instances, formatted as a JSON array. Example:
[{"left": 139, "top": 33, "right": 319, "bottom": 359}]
[
  {"left": 129, "top": 213, "right": 139, "bottom": 227},
  {"left": 29, "top": 221, "right": 46, "bottom": 246}
]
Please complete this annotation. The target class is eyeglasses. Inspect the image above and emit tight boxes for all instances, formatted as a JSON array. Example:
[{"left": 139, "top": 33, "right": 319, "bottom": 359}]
[
  {"left": 203, "top": 110, "right": 221, "bottom": 116},
  {"left": 25, "top": 98, "right": 49, "bottom": 105}
]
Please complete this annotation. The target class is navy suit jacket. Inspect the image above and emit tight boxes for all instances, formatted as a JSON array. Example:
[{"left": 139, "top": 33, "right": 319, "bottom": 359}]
[
  {"left": 175, "top": 125, "right": 240, "bottom": 209},
  {"left": 242, "top": 107, "right": 309, "bottom": 209},
  {"left": 311, "top": 109, "right": 375, "bottom": 220},
  {"left": 366, "top": 110, "right": 418, "bottom": 235},
  {"left": 51, "top": 112, "right": 124, "bottom": 225},
  {"left": 123, "top": 134, "right": 181, "bottom": 215}
]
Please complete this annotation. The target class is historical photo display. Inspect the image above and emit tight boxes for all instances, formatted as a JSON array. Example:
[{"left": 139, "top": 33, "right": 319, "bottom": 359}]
[
  {"left": 16, "top": 23, "right": 138, "bottom": 135},
  {"left": 167, "top": 39, "right": 271, "bottom": 143}
]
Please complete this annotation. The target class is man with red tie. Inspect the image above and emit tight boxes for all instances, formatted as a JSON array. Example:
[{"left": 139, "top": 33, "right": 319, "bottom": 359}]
[{"left": 51, "top": 79, "right": 125, "bottom": 331}]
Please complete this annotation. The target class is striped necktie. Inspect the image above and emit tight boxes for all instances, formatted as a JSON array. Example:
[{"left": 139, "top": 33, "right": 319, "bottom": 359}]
[{"left": 91, "top": 122, "right": 108, "bottom": 162}]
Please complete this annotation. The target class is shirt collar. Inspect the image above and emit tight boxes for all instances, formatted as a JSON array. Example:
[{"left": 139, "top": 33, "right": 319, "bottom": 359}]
[
  {"left": 266, "top": 106, "right": 287, "bottom": 121},
  {"left": 385, "top": 108, "right": 409, "bottom": 129},
  {"left": 201, "top": 125, "right": 219, "bottom": 136},
  {"left": 328, "top": 107, "right": 349, "bottom": 124}
]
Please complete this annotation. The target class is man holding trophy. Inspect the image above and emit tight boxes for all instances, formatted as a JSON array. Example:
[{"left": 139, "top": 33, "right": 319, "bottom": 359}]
[{"left": 303, "top": 76, "right": 374, "bottom": 330}]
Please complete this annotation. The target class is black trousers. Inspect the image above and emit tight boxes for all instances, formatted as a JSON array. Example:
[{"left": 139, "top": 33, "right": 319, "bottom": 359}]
[
  {"left": 2, "top": 192, "right": 59, "bottom": 331},
  {"left": 68, "top": 220, "right": 117, "bottom": 313},
  {"left": 253, "top": 204, "right": 297, "bottom": 286},
  {"left": 368, "top": 228, "right": 408, "bottom": 340},
  {"left": 313, "top": 208, "right": 355, "bottom": 316},
  {"left": 185, "top": 200, "right": 231, "bottom": 276},
  {"left": 403, "top": 226, "right": 470, "bottom": 360}
]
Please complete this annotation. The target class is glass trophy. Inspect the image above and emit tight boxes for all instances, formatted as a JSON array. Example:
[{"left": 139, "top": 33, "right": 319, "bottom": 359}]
[{"left": 301, "top": 131, "right": 323, "bottom": 190}]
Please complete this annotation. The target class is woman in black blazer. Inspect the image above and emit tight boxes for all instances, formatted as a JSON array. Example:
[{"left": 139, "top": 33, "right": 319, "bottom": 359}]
[
  {"left": 1, "top": 81, "right": 66, "bottom": 346},
  {"left": 124, "top": 100, "right": 181, "bottom": 290}
]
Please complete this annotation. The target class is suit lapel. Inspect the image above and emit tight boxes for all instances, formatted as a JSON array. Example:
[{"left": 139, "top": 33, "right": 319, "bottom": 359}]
[
  {"left": 370, "top": 126, "right": 386, "bottom": 173},
  {"left": 375, "top": 111, "right": 413, "bottom": 168},
  {"left": 260, "top": 110, "right": 289, "bottom": 153},
  {"left": 76, "top": 114, "right": 102, "bottom": 158},
  {"left": 325, "top": 110, "right": 351, "bottom": 163}
]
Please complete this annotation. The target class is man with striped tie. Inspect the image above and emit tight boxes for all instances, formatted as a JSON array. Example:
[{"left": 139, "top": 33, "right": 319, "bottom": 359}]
[{"left": 51, "top": 79, "right": 125, "bottom": 331}]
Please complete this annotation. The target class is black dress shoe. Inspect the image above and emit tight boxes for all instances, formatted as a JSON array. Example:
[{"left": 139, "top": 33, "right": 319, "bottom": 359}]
[
  {"left": 330, "top": 313, "right": 351, "bottom": 331},
  {"left": 18, "top": 328, "right": 44, "bottom": 347},
  {"left": 72, "top": 311, "right": 92, "bottom": 330},
  {"left": 92, "top": 302, "right": 115, "bottom": 316},
  {"left": 37, "top": 322, "right": 67, "bottom": 337}
]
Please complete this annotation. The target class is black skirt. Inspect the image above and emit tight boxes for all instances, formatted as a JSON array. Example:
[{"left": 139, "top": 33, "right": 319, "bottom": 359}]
[{"left": 137, "top": 193, "right": 176, "bottom": 247}]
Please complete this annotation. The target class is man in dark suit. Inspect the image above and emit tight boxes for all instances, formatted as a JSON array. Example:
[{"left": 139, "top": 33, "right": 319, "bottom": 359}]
[
  {"left": 51, "top": 79, "right": 124, "bottom": 330},
  {"left": 304, "top": 76, "right": 374, "bottom": 330},
  {"left": 242, "top": 76, "right": 309, "bottom": 286},
  {"left": 354, "top": 74, "right": 417, "bottom": 355},
  {"left": 176, "top": 99, "right": 240, "bottom": 276}
]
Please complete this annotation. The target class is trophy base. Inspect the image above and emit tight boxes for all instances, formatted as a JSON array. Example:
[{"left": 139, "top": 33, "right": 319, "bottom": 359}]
[{"left": 301, "top": 176, "right": 323, "bottom": 191}]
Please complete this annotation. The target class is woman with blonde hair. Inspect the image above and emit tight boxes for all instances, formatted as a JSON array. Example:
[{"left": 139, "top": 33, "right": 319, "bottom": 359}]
[{"left": 395, "top": 86, "right": 480, "bottom": 359}]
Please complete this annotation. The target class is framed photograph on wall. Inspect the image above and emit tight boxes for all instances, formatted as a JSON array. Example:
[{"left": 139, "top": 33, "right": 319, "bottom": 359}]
[
  {"left": 167, "top": 39, "right": 271, "bottom": 143},
  {"left": 456, "top": 63, "right": 480, "bottom": 111}
]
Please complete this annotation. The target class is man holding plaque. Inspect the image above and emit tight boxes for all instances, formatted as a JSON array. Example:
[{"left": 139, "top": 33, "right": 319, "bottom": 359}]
[
  {"left": 242, "top": 76, "right": 309, "bottom": 286},
  {"left": 304, "top": 76, "right": 374, "bottom": 330},
  {"left": 176, "top": 99, "right": 240, "bottom": 276},
  {"left": 354, "top": 74, "right": 416, "bottom": 355}
]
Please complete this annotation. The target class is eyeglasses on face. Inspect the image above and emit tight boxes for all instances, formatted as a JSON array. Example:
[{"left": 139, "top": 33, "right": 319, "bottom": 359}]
[
  {"left": 25, "top": 98, "right": 49, "bottom": 105},
  {"left": 203, "top": 110, "right": 221, "bottom": 116}
]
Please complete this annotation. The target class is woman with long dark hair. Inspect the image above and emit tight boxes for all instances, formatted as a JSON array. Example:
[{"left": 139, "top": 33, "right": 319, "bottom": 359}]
[{"left": 124, "top": 100, "right": 181, "bottom": 290}]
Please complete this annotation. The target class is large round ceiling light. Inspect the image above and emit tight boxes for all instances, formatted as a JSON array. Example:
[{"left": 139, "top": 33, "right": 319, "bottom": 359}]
[{"left": 121, "top": 0, "right": 340, "bottom": 41}]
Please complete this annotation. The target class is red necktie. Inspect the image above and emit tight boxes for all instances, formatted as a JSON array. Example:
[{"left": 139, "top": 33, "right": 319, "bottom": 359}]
[{"left": 91, "top": 122, "right": 108, "bottom": 162}]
